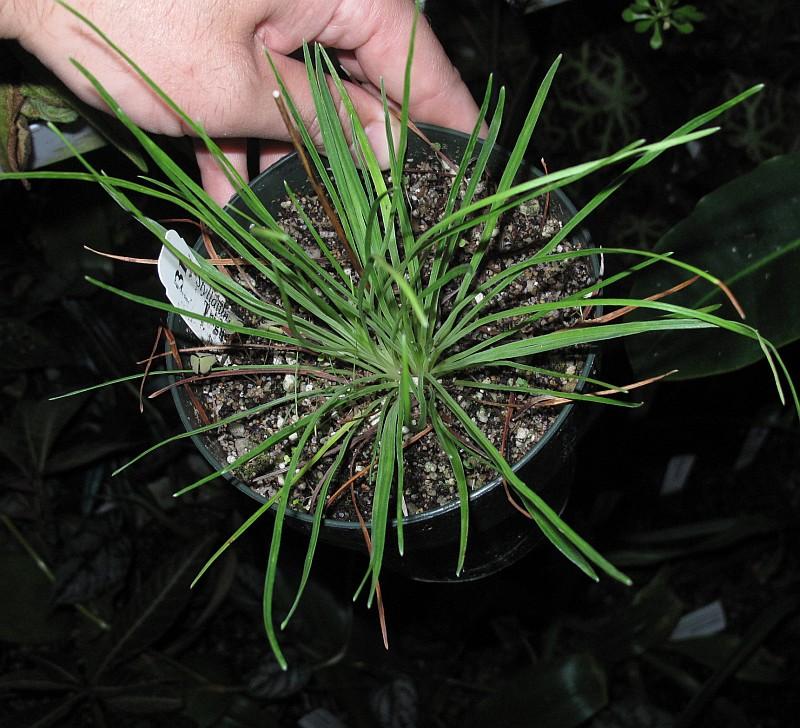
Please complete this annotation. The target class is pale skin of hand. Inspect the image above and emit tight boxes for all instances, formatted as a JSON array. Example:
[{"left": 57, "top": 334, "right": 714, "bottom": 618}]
[{"left": 1, "top": 0, "right": 482, "bottom": 204}]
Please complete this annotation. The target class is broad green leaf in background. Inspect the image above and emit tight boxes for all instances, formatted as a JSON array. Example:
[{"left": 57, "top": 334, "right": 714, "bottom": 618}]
[
  {"left": 466, "top": 653, "right": 607, "bottom": 728},
  {"left": 1, "top": 83, "right": 31, "bottom": 171},
  {"left": 2, "top": 48, "right": 147, "bottom": 172},
  {"left": 102, "top": 689, "right": 183, "bottom": 716},
  {"left": 662, "top": 634, "right": 787, "bottom": 684},
  {"left": 606, "top": 515, "right": 782, "bottom": 567},
  {"left": 1, "top": 80, "right": 78, "bottom": 171},
  {"left": 246, "top": 650, "right": 311, "bottom": 700},
  {"left": 587, "top": 574, "right": 684, "bottom": 664},
  {"left": 674, "top": 596, "right": 799, "bottom": 728},
  {"left": 19, "top": 82, "right": 79, "bottom": 124},
  {"left": 139, "top": 652, "right": 238, "bottom": 728},
  {"left": 627, "top": 153, "right": 800, "bottom": 379},
  {"left": 273, "top": 564, "right": 353, "bottom": 665}
]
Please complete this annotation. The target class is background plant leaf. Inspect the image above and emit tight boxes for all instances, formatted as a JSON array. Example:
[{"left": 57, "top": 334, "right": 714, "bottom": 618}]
[
  {"left": 466, "top": 653, "right": 607, "bottom": 728},
  {"left": 0, "top": 318, "right": 72, "bottom": 371},
  {"left": 587, "top": 574, "right": 684, "bottom": 663},
  {"left": 52, "top": 517, "right": 132, "bottom": 605},
  {"left": 0, "top": 82, "right": 29, "bottom": 171},
  {"left": 93, "top": 536, "right": 213, "bottom": 677},
  {"left": 661, "top": 634, "right": 786, "bottom": 684},
  {"left": 0, "top": 396, "right": 87, "bottom": 477},
  {"left": 246, "top": 649, "right": 311, "bottom": 700},
  {"left": 0, "top": 552, "right": 74, "bottom": 643},
  {"left": 138, "top": 653, "right": 237, "bottom": 728},
  {"left": 103, "top": 688, "right": 184, "bottom": 715},
  {"left": 607, "top": 515, "right": 782, "bottom": 567},
  {"left": 370, "top": 675, "right": 418, "bottom": 728},
  {"left": 0, "top": 669, "right": 74, "bottom": 692},
  {"left": 19, "top": 82, "right": 79, "bottom": 124},
  {"left": 273, "top": 564, "right": 353, "bottom": 665},
  {"left": 43, "top": 440, "right": 134, "bottom": 475},
  {"left": 7, "top": 47, "right": 148, "bottom": 172},
  {"left": 627, "top": 153, "right": 800, "bottom": 379}
]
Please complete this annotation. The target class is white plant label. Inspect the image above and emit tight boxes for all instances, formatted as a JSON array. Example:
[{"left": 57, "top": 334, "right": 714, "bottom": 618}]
[
  {"left": 660, "top": 453, "right": 696, "bottom": 496},
  {"left": 670, "top": 600, "right": 727, "bottom": 641},
  {"left": 157, "top": 229, "right": 240, "bottom": 345}
]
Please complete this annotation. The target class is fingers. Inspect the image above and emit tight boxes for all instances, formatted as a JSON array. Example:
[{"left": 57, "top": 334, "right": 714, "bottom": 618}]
[
  {"left": 198, "top": 0, "right": 475, "bottom": 204},
  {"left": 259, "top": 141, "right": 294, "bottom": 172},
  {"left": 223, "top": 50, "right": 400, "bottom": 168},
  {"left": 316, "top": 0, "right": 484, "bottom": 135},
  {"left": 14, "top": 0, "right": 482, "bottom": 209},
  {"left": 194, "top": 47, "right": 402, "bottom": 206},
  {"left": 194, "top": 138, "right": 248, "bottom": 206},
  {"left": 195, "top": 139, "right": 293, "bottom": 207}
]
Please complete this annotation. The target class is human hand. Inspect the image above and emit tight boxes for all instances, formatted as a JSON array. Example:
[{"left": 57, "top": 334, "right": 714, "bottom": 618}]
[{"left": 4, "top": 0, "right": 482, "bottom": 204}]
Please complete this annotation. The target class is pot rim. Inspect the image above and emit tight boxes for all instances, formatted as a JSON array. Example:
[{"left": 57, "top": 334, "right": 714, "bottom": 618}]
[{"left": 167, "top": 123, "right": 597, "bottom": 531}]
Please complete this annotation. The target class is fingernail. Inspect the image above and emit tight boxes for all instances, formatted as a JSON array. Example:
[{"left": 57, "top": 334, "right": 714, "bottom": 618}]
[{"left": 364, "top": 118, "right": 401, "bottom": 169}]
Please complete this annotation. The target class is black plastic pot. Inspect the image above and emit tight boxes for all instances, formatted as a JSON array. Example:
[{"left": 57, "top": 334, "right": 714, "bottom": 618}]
[{"left": 167, "top": 125, "right": 597, "bottom": 582}]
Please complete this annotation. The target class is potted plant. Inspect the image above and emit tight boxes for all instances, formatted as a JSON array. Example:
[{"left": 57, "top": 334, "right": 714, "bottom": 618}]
[
  {"left": 3, "top": 5, "right": 796, "bottom": 669},
  {"left": 165, "top": 119, "right": 599, "bottom": 588}
]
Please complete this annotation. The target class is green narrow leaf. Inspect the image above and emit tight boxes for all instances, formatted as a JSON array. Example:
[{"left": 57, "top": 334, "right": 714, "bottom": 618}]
[
  {"left": 451, "top": 56, "right": 560, "bottom": 308},
  {"left": 55, "top": 1, "right": 281, "bottom": 222},
  {"left": 437, "top": 317, "right": 714, "bottom": 374},
  {"left": 191, "top": 496, "right": 280, "bottom": 589},
  {"left": 425, "top": 75, "right": 498, "bottom": 317},
  {"left": 527, "top": 507, "right": 599, "bottom": 582},
  {"left": 432, "top": 380, "right": 630, "bottom": 585},
  {"left": 452, "top": 379, "right": 638, "bottom": 409},
  {"left": 537, "top": 85, "right": 764, "bottom": 261},
  {"left": 395, "top": 403, "right": 407, "bottom": 557},
  {"left": 372, "top": 256, "right": 428, "bottom": 329},
  {"left": 496, "top": 56, "right": 561, "bottom": 196},
  {"left": 115, "top": 380, "right": 351, "bottom": 476},
  {"left": 281, "top": 408, "right": 375, "bottom": 628},
  {"left": 411, "top": 129, "right": 719, "bottom": 262},
  {"left": 430, "top": 409, "right": 469, "bottom": 575},
  {"left": 263, "top": 381, "right": 380, "bottom": 667},
  {"left": 263, "top": 477, "right": 292, "bottom": 670},
  {"left": 365, "top": 398, "right": 400, "bottom": 605}
]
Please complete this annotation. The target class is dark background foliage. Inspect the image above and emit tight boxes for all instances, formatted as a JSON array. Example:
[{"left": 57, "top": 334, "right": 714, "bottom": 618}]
[{"left": 1, "top": 1, "right": 799, "bottom": 726}]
